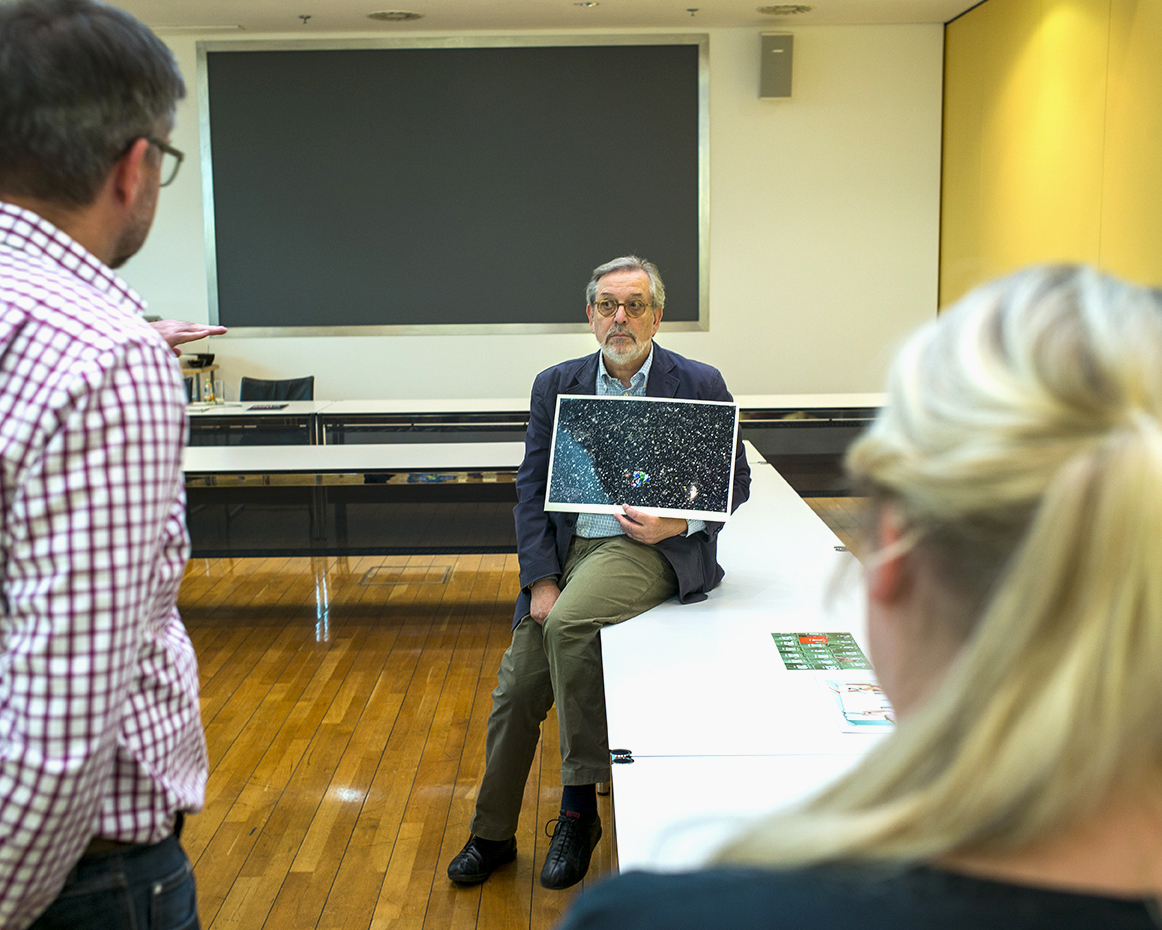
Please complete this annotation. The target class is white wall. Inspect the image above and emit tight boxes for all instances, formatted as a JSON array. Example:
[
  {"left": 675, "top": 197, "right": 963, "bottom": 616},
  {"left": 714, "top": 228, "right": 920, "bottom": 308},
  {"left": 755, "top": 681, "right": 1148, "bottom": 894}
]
[{"left": 127, "top": 24, "right": 943, "bottom": 400}]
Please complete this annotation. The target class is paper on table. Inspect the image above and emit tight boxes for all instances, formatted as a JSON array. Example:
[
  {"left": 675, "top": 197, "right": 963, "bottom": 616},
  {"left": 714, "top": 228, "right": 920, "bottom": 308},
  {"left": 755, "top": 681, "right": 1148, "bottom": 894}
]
[
  {"left": 772, "top": 631, "right": 872, "bottom": 671},
  {"left": 817, "top": 677, "right": 895, "bottom": 733}
]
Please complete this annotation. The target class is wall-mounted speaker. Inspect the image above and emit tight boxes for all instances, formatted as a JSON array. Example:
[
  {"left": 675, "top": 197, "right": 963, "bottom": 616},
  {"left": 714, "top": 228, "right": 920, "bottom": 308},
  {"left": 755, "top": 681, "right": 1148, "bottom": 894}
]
[{"left": 760, "top": 33, "right": 793, "bottom": 98}]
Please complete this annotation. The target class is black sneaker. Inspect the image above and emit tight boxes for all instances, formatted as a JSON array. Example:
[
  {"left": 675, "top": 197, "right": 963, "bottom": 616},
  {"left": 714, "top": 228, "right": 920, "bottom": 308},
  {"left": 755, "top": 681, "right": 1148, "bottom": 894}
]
[
  {"left": 447, "top": 835, "right": 517, "bottom": 885},
  {"left": 539, "top": 812, "right": 602, "bottom": 890}
]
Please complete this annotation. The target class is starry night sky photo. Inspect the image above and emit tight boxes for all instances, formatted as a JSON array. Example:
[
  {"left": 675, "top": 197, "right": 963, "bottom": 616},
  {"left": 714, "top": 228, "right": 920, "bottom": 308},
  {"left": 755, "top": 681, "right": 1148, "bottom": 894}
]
[{"left": 547, "top": 396, "right": 738, "bottom": 516}]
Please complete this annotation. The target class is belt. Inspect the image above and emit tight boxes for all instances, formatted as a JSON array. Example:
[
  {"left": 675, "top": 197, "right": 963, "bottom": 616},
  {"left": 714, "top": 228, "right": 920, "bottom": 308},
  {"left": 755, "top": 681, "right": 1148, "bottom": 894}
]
[
  {"left": 83, "top": 836, "right": 135, "bottom": 856},
  {"left": 81, "top": 812, "right": 184, "bottom": 858}
]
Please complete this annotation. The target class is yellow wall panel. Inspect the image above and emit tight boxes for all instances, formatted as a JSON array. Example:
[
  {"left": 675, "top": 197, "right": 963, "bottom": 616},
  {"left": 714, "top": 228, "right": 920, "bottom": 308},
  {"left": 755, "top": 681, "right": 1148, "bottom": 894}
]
[
  {"left": 977, "top": 0, "right": 1048, "bottom": 273},
  {"left": 940, "top": 9, "right": 987, "bottom": 303},
  {"left": 1018, "top": 0, "right": 1107, "bottom": 263},
  {"left": 1100, "top": 0, "right": 1162, "bottom": 286},
  {"left": 941, "top": 0, "right": 1114, "bottom": 306}
]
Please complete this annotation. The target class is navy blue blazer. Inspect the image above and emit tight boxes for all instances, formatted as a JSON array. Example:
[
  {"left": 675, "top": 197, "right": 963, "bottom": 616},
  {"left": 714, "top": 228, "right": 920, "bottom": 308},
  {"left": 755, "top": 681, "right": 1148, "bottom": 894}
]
[{"left": 511, "top": 343, "right": 751, "bottom": 629}]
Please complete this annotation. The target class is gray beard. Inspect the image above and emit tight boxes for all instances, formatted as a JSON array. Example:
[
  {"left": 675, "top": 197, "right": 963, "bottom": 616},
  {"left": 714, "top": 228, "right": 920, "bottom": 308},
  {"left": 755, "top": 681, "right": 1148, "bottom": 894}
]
[{"left": 602, "top": 334, "right": 650, "bottom": 367}]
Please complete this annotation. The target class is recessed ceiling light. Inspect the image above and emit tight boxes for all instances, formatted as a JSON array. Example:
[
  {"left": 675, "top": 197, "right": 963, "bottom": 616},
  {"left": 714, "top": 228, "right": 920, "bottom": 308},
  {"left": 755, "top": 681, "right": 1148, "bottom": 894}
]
[
  {"left": 757, "top": 4, "right": 813, "bottom": 13},
  {"left": 367, "top": 10, "right": 424, "bottom": 20},
  {"left": 575, "top": 2, "right": 599, "bottom": 7}
]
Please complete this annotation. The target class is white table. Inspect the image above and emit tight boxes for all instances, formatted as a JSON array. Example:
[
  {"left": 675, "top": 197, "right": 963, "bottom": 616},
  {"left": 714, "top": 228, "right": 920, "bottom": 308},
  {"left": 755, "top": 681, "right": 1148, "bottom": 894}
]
[
  {"left": 187, "top": 400, "right": 337, "bottom": 445},
  {"left": 319, "top": 398, "right": 529, "bottom": 415},
  {"left": 610, "top": 754, "right": 866, "bottom": 871},
  {"left": 735, "top": 392, "right": 884, "bottom": 410},
  {"left": 182, "top": 441, "right": 525, "bottom": 474},
  {"left": 181, "top": 441, "right": 527, "bottom": 558},
  {"left": 601, "top": 446, "right": 884, "bottom": 870},
  {"left": 320, "top": 395, "right": 884, "bottom": 416},
  {"left": 317, "top": 398, "right": 532, "bottom": 446},
  {"left": 187, "top": 400, "right": 334, "bottom": 417},
  {"left": 184, "top": 398, "right": 884, "bottom": 481}
]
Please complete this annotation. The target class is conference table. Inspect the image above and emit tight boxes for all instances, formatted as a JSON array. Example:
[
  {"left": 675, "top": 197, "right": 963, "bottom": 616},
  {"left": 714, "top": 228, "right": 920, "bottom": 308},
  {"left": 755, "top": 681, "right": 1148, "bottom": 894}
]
[
  {"left": 182, "top": 441, "right": 525, "bottom": 473},
  {"left": 600, "top": 449, "right": 885, "bottom": 870},
  {"left": 187, "top": 394, "right": 882, "bottom": 449},
  {"left": 187, "top": 400, "right": 332, "bottom": 445},
  {"left": 182, "top": 440, "right": 525, "bottom": 557},
  {"left": 181, "top": 394, "right": 882, "bottom": 556},
  {"left": 317, "top": 398, "right": 531, "bottom": 445}
]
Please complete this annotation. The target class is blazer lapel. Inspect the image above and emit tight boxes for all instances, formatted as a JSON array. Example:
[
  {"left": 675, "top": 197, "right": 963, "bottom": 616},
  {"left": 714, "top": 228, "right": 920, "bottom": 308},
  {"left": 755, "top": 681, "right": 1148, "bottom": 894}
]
[
  {"left": 645, "top": 343, "right": 681, "bottom": 398},
  {"left": 562, "top": 352, "right": 601, "bottom": 396}
]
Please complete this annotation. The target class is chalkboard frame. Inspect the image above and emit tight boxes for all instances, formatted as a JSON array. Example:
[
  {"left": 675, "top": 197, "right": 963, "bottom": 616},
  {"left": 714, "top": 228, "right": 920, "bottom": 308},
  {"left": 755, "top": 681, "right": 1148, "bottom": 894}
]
[{"left": 196, "top": 35, "right": 710, "bottom": 337}]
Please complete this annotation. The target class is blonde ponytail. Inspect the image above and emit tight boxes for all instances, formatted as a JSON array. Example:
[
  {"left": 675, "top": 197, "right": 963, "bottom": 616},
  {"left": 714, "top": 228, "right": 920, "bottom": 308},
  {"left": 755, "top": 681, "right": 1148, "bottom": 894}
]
[{"left": 718, "top": 266, "right": 1162, "bottom": 868}]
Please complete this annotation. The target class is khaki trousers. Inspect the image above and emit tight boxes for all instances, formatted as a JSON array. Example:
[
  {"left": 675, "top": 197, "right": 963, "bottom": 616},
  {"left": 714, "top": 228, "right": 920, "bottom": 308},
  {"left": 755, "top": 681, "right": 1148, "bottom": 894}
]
[{"left": 469, "top": 534, "right": 678, "bottom": 840}]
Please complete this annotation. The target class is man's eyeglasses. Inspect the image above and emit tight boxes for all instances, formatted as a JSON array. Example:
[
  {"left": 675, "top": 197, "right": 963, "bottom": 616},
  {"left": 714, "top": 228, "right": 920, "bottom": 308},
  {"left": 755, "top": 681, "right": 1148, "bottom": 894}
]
[
  {"left": 146, "top": 138, "right": 185, "bottom": 187},
  {"left": 593, "top": 297, "right": 652, "bottom": 318}
]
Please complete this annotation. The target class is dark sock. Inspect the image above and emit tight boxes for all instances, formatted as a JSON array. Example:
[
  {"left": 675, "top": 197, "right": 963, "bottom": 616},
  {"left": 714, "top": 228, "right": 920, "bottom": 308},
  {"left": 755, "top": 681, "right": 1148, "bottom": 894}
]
[
  {"left": 473, "top": 835, "right": 513, "bottom": 850},
  {"left": 560, "top": 784, "right": 597, "bottom": 818}
]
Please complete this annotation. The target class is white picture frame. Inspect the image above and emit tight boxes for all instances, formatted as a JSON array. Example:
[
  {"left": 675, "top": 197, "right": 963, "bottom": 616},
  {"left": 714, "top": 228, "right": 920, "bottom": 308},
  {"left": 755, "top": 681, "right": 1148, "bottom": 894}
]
[{"left": 545, "top": 394, "right": 740, "bottom": 522}]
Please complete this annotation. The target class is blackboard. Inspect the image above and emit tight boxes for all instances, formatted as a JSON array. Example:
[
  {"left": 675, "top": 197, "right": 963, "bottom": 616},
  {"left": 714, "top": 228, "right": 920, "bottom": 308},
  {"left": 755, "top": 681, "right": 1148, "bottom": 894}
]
[{"left": 201, "top": 39, "right": 706, "bottom": 332}]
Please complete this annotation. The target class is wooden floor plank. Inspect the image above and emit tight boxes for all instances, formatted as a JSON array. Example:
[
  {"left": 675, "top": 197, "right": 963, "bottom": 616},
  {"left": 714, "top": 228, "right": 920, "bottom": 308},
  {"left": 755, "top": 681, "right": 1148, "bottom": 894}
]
[
  {"left": 208, "top": 626, "right": 379, "bottom": 928},
  {"left": 290, "top": 557, "right": 476, "bottom": 930},
  {"left": 411, "top": 562, "right": 509, "bottom": 930},
  {"left": 365, "top": 581, "right": 480, "bottom": 926},
  {"left": 312, "top": 558, "right": 479, "bottom": 930},
  {"left": 188, "top": 559, "right": 395, "bottom": 924}
]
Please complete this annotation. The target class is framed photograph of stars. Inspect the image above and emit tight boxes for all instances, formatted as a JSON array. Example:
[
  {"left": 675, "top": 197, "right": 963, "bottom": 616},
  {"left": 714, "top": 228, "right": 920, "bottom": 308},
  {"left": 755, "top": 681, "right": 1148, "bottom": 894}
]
[{"left": 545, "top": 394, "right": 741, "bottom": 522}]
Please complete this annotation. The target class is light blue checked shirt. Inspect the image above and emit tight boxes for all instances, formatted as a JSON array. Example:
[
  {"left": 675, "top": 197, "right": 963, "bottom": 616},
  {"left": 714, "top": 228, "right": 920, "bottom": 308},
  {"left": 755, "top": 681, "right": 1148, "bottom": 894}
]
[{"left": 575, "top": 346, "right": 706, "bottom": 539}]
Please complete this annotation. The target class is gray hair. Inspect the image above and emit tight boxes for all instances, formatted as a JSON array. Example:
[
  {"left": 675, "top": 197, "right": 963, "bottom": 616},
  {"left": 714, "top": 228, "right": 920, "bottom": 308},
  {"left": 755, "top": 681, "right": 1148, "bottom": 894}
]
[
  {"left": 586, "top": 255, "right": 666, "bottom": 311},
  {"left": 0, "top": 0, "right": 185, "bottom": 207}
]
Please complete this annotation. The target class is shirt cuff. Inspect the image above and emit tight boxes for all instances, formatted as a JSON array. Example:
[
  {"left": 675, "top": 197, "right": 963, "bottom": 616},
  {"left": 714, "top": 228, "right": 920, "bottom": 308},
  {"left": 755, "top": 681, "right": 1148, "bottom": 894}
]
[{"left": 684, "top": 519, "right": 706, "bottom": 537}]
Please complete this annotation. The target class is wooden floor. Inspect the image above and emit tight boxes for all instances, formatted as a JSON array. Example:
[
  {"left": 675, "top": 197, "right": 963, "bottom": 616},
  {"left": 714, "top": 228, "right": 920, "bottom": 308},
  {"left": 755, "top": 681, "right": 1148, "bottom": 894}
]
[{"left": 178, "top": 499, "right": 861, "bottom": 930}]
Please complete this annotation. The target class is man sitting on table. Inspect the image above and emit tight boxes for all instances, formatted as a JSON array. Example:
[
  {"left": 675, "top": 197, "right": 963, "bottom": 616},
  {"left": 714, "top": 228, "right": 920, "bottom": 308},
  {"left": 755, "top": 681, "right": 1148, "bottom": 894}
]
[{"left": 447, "top": 255, "right": 751, "bottom": 890}]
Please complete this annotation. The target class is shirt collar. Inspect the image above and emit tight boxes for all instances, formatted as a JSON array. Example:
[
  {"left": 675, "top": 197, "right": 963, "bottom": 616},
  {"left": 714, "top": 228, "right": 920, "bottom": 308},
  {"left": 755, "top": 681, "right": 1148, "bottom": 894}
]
[
  {"left": 0, "top": 201, "right": 146, "bottom": 315},
  {"left": 597, "top": 342, "right": 655, "bottom": 393}
]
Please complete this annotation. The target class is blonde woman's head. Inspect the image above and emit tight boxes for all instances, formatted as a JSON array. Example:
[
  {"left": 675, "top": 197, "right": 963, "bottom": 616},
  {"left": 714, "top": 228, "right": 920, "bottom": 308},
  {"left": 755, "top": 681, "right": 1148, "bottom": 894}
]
[
  {"left": 720, "top": 266, "right": 1162, "bottom": 867},
  {"left": 852, "top": 264, "right": 1162, "bottom": 613}
]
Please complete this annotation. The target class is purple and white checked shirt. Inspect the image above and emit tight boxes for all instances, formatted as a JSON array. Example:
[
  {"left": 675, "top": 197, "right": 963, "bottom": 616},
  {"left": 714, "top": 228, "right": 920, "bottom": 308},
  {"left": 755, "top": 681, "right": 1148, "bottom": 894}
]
[{"left": 0, "top": 202, "right": 207, "bottom": 929}]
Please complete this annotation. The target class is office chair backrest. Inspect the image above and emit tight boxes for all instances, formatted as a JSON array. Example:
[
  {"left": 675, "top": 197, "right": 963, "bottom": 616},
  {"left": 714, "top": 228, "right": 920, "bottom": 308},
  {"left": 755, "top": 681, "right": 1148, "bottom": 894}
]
[{"left": 239, "top": 375, "right": 315, "bottom": 402}]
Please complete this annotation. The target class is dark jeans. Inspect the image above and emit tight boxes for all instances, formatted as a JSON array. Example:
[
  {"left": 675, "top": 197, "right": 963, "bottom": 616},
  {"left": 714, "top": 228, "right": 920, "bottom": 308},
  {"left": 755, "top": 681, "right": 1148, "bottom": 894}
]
[{"left": 29, "top": 833, "right": 199, "bottom": 930}]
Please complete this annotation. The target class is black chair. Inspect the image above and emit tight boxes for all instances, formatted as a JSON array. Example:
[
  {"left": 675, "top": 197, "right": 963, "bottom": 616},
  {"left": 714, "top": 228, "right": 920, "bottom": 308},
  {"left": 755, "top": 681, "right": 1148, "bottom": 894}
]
[
  {"left": 226, "top": 376, "right": 317, "bottom": 527},
  {"left": 239, "top": 375, "right": 315, "bottom": 401}
]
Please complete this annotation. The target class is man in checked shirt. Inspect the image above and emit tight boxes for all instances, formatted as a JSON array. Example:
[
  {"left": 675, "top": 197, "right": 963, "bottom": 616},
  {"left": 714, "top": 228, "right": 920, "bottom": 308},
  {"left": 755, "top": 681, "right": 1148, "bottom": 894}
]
[
  {"left": 0, "top": 0, "right": 208, "bottom": 927},
  {"left": 447, "top": 256, "right": 750, "bottom": 891}
]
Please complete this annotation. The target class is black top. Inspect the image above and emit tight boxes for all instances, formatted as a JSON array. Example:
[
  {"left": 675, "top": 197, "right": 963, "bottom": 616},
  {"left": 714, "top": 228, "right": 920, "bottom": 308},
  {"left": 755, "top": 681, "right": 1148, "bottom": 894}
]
[{"left": 556, "top": 866, "right": 1158, "bottom": 930}]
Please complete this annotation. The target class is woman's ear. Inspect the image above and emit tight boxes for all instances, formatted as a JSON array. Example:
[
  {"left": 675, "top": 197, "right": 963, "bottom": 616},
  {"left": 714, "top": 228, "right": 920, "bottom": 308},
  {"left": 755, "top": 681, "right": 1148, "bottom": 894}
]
[{"left": 868, "top": 504, "right": 913, "bottom": 605}]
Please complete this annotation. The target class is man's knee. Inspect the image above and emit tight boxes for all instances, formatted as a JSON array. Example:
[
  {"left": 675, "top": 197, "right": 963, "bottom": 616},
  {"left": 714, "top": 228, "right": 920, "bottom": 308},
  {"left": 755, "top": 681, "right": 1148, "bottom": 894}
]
[
  {"left": 491, "top": 666, "right": 554, "bottom": 721},
  {"left": 540, "top": 609, "right": 601, "bottom": 655}
]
